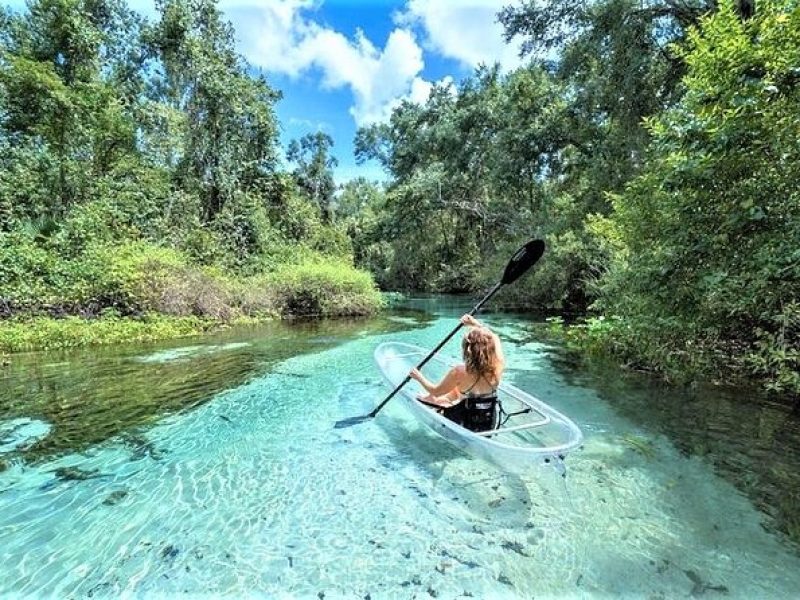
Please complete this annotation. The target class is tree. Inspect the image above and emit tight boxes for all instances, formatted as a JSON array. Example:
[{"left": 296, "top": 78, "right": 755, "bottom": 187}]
[
  {"left": 145, "top": 0, "right": 280, "bottom": 222},
  {"left": 594, "top": 0, "right": 800, "bottom": 392},
  {"left": 0, "top": 0, "right": 142, "bottom": 217},
  {"left": 337, "top": 178, "right": 391, "bottom": 278},
  {"left": 287, "top": 131, "right": 338, "bottom": 222}
]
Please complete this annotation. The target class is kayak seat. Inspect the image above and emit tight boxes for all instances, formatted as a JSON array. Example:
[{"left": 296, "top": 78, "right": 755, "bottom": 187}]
[
  {"left": 461, "top": 394, "right": 499, "bottom": 432},
  {"left": 435, "top": 394, "right": 498, "bottom": 432},
  {"left": 418, "top": 392, "right": 499, "bottom": 433}
]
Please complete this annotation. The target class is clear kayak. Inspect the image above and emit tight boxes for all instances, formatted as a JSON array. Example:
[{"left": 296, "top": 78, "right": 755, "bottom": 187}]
[{"left": 374, "top": 342, "right": 583, "bottom": 476}]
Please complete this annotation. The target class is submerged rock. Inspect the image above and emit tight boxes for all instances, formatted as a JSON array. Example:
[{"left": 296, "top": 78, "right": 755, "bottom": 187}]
[
  {"left": 497, "top": 573, "right": 513, "bottom": 587},
  {"left": 103, "top": 490, "right": 128, "bottom": 506},
  {"left": 500, "top": 540, "right": 527, "bottom": 556},
  {"left": 685, "top": 569, "right": 729, "bottom": 596},
  {"left": 86, "top": 582, "right": 113, "bottom": 598},
  {"left": 161, "top": 544, "right": 179, "bottom": 561},
  {"left": 275, "top": 371, "right": 311, "bottom": 379},
  {"left": 439, "top": 548, "right": 479, "bottom": 569},
  {"left": 53, "top": 466, "right": 100, "bottom": 481},
  {"left": 121, "top": 433, "right": 165, "bottom": 461}
]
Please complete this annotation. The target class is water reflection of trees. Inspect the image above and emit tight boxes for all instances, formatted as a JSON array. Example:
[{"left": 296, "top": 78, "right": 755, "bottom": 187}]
[
  {"left": 0, "top": 312, "right": 432, "bottom": 464},
  {"left": 546, "top": 342, "right": 800, "bottom": 549}
]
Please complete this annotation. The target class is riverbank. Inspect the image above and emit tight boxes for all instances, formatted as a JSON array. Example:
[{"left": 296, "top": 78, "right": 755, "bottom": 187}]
[
  {"left": 543, "top": 315, "right": 800, "bottom": 399},
  {"left": 0, "top": 314, "right": 245, "bottom": 354},
  {"left": 0, "top": 249, "right": 385, "bottom": 354}
]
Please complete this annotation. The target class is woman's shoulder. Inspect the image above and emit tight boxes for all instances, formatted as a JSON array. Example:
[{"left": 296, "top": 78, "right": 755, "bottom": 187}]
[{"left": 449, "top": 363, "right": 469, "bottom": 380}]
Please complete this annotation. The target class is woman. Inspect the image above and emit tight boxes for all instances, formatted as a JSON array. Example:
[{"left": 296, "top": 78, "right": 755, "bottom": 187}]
[{"left": 409, "top": 314, "right": 504, "bottom": 432}]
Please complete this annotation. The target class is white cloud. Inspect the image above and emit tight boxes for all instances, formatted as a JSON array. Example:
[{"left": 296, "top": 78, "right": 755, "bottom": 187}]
[
  {"left": 225, "top": 0, "right": 434, "bottom": 125},
  {"left": 398, "top": 0, "right": 525, "bottom": 71},
  {"left": 158, "top": 0, "right": 520, "bottom": 127}
]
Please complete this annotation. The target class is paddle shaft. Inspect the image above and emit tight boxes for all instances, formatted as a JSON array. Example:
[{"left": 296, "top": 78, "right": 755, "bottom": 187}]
[{"left": 367, "top": 281, "right": 502, "bottom": 418}]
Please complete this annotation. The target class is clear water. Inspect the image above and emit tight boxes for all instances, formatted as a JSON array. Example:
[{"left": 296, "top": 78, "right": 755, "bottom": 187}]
[{"left": 1, "top": 298, "right": 799, "bottom": 598}]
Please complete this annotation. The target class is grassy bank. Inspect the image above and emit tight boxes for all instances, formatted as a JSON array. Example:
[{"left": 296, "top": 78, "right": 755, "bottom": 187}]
[
  {"left": 0, "top": 314, "right": 219, "bottom": 353},
  {"left": 0, "top": 241, "right": 384, "bottom": 353}
]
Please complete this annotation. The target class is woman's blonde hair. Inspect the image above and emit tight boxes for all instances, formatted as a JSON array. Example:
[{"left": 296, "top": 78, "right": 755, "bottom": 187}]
[{"left": 461, "top": 327, "right": 504, "bottom": 386}]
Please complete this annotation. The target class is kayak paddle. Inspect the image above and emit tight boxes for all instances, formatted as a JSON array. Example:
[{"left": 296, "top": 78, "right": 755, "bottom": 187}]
[{"left": 334, "top": 239, "right": 546, "bottom": 429}]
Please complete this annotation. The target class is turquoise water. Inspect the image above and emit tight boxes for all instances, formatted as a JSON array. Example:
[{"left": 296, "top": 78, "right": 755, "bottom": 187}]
[{"left": 1, "top": 299, "right": 800, "bottom": 598}]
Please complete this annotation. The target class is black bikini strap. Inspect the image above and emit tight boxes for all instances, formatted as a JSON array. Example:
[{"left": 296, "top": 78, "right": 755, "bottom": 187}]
[
  {"left": 462, "top": 373, "right": 496, "bottom": 395},
  {"left": 461, "top": 376, "right": 479, "bottom": 394}
]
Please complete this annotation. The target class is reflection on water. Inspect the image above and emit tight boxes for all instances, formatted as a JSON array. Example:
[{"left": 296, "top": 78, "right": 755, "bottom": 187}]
[
  {"left": 517, "top": 323, "right": 800, "bottom": 548},
  {"left": 1, "top": 298, "right": 800, "bottom": 598},
  {"left": 0, "top": 310, "right": 433, "bottom": 464}
]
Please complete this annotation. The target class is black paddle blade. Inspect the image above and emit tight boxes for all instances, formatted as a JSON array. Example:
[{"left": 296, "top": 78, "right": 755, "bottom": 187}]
[
  {"left": 501, "top": 239, "right": 545, "bottom": 285},
  {"left": 334, "top": 414, "right": 373, "bottom": 429}
]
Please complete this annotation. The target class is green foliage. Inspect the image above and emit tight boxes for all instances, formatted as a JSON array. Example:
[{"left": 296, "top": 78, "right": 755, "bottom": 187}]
[
  {"left": 0, "top": 229, "right": 57, "bottom": 303},
  {"left": 0, "top": 0, "right": 381, "bottom": 349},
  {"left": 59, "top": 242, "right": 187, "bottom": 309},
  {"left": 0, "top": 314, "right": 209, "bottom": 352},
  {"left": 346, "top": 0, "right": 797, "bottom": 396},
  {"left": 0, "top": 243, "right": 383, "bottom": 352},
  {"left": 265, "top": 259, "right": 384, "bottom": 318},
  {"left": 145, "top": 0, "right": 280, "bottom": 221},
  {"left": 354, "top": 72, "right": 510, "bottom": 292},
  {"left": 287, "top": 132, "right": 338, "bottom": 222},
  {"left": 746, "top": 303, "right": 800, "bottom": 393},
  {"left": 592, "top": 0, "right": 800, "bottom": 393},
  {"left": 336, "top": 178, "right": 392, "bottom": 281}
]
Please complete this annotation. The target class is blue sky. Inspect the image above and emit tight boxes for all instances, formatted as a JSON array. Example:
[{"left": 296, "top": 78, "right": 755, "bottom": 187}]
[{"left": 5, "top": 0, "right": 525, "bottom": 183}]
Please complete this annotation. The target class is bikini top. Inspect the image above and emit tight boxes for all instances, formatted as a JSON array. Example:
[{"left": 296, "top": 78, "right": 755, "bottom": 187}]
[{"left": 460, "top": 373, "right": 498, "bottom": 401}]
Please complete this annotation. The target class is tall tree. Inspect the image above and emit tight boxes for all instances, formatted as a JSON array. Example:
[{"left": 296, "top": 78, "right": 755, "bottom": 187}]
[
  {"left": 145, "top": 0, "right": 280, "bottom": 222},
  {"left": 0, "top": 0, "right": 142, "bottom": 217},
  {"left": 594, "top": 0, "right": 800, "bottom": 392},
  {"left": 287, "top": 131, "right": 338, "bottom": 222}
]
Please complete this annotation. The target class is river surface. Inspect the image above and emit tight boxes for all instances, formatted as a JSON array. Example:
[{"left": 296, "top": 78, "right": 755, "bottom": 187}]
[{"left": 1, "top": 297, "right": 799, "bottom": 598}]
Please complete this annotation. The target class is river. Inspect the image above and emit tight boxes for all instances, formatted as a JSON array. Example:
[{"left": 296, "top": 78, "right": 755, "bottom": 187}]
[{"left": 1, "top": 297, "right": 799, "bottom": 598}]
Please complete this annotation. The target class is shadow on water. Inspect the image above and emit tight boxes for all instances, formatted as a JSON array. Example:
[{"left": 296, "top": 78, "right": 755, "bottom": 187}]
[
  {"left": 516, "top": 322, "right": 800, "bottom": 548},
  {"left": 0, "top": 310, "right": 433, "bottom": 465}
]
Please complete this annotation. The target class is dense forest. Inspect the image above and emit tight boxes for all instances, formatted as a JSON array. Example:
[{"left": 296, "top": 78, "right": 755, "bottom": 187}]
[
  {"left": 342, "top": 0, "right": 799, "bottom": 397},
  {"left": 1, "top": 0, "right": 797, "bottom": 396},
  {"left": 0, "top": 0, "right": 382, "bottom": 350}
]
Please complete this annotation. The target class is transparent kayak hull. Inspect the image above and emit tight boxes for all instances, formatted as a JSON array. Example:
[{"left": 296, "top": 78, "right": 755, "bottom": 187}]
[{"left": 374, "top": 342, "right": 583, "bottom": 475}]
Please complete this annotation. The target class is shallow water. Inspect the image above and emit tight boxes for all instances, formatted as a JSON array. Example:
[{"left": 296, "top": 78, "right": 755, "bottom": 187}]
[{"left": 1, "top": 298, "right": 799, "bottom": 598}]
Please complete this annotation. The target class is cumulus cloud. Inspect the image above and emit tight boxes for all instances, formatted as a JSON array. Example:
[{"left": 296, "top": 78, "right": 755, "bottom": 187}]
[
  {"left": 225, "top": 0, "right": 434, "bottom": 125},
  {"left": 201, "top": 1, "right": 522, "bottom": 126},
  {"left": 397, "top": 0, "right": 525, "bottom": 71}
]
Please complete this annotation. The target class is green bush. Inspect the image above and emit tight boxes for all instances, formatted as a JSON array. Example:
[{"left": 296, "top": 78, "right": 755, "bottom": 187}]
[
  {"left": 0, "top": 242, "right": 384, "bottom": 352},
  {"left": 50, "top": 242, "right": 186, "bottom": 310},
  {"left": 0, "top": 230, "right": 57, "bottom": 305},
  {"left": 265, "top": 259, "right": 384, "bottom": 317}
]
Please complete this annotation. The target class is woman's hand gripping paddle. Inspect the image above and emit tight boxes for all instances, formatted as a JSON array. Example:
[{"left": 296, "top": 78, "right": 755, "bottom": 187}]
[{"left": 334, "top": 239, "right": 545, "bottom": 429}]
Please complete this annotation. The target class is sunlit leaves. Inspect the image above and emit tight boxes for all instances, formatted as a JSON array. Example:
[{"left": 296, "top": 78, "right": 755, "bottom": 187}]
[{"left": 596, "top": 0, "right": 800, "bottom": 393}]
